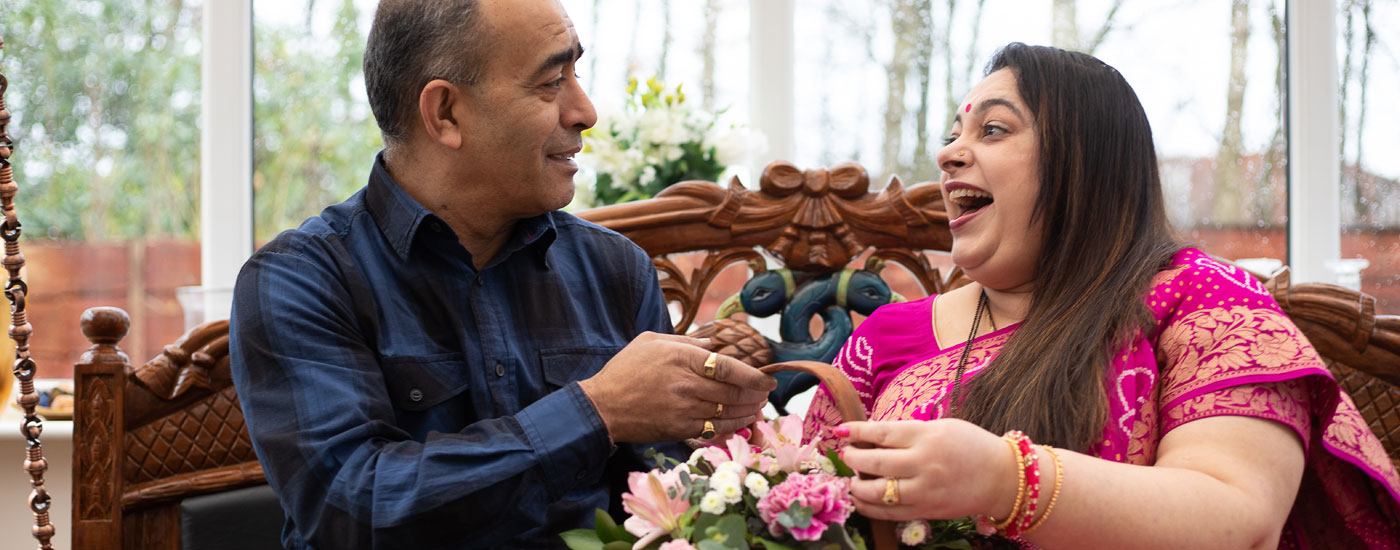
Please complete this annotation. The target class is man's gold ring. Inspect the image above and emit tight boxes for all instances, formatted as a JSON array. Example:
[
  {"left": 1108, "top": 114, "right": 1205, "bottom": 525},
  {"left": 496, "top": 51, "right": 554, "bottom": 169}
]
[
  {"left": 700, "top": 420, "right": 717, "bottom": 439},
  {"left": 702, "top": 352, "right": 718, "bottom": 379},
  {"left": 714, "top": 403, "right": 724, "bottom": 418},
  {"left": 882, "top": 477, "right": 901, "bottom": 505}
]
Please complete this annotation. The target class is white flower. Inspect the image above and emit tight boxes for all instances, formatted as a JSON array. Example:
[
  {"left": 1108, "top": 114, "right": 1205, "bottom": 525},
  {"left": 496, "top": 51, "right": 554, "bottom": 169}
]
[
  {"left": 708, "top": 127, "right": 767, "bottom": 167},
  {"left": 743, "top": 472, "right": 770, "bottom": 499},
  {"left": 639, "top": 109, "right": 683, "bottom": 145},
  {"left": 660, "top": 144, "right": 684, "bottom": 162},
  {"left": 718, "top": 482, "right": 744, "bottom": 504},
  {"left": 716, "top": 461, "right": 747, "bottom": 478},
  {"left": 686, "top": 448, "right": 709, "bottom": 466},
  {"left": 898, "top": 520, "right": 930, "bottom": 546},
  {"left": 700, "top": 491, "right": 726, "bottom": 515},
  {"left": 710, "top": 469, "right": 741, "bottom": 492},
  {"left": 638, "top": 165, "right": 658, "bottom": 187}
]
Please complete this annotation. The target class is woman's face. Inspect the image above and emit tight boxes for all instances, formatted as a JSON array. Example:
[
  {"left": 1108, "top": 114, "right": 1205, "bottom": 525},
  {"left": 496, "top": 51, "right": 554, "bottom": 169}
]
[{"left": 936, "top": 68, "right": 1043, "bottom": 291}]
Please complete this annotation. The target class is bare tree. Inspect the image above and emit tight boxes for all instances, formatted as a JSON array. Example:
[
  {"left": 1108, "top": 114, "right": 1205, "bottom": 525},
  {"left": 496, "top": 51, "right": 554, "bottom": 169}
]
[
  {"left": 700, "top": 0, "right": 720, "bottom": 111},
  {"left": 1253, "top": 1, "right": 1287, "bottom": 223},
  {"left": 1051, "top": 0, "right": 1125, "bottom": 54},
  {"left": 658, "top": 0, "right": 672, "bottom": 80},
  {"left": 911, "top": 0, "right": 936, "bottom": 181},
  {"left": 588, "top": 0, "right": 601, "bottom": 95},
  {"left": 1053, "top": 0, "right": 1079, "bottom": 49},
  {"left": 1354, "top": 0, "right": 1375, "bottom": 219},
  {"left": 1211, "top": 0, "right": 1249, "bottom": 225}
]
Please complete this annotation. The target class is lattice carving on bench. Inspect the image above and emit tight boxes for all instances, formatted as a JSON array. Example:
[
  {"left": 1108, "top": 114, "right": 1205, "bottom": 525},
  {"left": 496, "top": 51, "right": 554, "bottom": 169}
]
[
  {"left": 1331, "top": 360, "right": 1400, "bottom": 470},
  {"left": 124, "top": 385, "right": 257, "bottom": 484}
]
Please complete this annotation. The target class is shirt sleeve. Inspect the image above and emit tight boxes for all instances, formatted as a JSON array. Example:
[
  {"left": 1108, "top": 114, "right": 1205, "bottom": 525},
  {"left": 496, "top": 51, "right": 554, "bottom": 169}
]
[
  {"left": 616, "top": 245, "right": 690, "bottom": 467},
  {"left": 229, "top": 243, "right": 613, "bottom": 548}
]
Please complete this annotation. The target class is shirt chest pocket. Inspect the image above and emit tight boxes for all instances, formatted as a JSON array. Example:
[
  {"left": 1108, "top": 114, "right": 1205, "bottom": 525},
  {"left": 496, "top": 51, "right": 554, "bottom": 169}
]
[
  {"left": 381, "top": 352, "right": 471, "bottom": 411},
  {"left": 538, "top": 346, "right": 623, "bottom": 392}
]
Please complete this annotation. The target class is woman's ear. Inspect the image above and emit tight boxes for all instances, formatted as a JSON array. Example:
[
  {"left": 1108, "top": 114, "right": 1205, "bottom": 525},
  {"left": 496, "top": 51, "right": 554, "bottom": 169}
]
[{"left": 417, "top": 79, "right": 463, "bottom": 150}]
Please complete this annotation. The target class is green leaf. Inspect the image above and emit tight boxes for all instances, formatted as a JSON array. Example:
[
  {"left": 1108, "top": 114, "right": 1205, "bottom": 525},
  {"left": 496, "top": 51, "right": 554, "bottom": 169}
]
[
  {"left": 691, "top": 512, "right": 721, "bottom": 540},
  {"left": 776, "top": 502, "right": 813, "bottom": 530},
  {"left": 593, "top": 509, "right": 629, "bottom": 543},
  {"left": 714, "top": 514, "right": 749, "bottom": 549},
  {"left": 559, "top": 529, "right": 605, "bottom": 550},
  {"left": 826, "top": 449, "right": 856, "bottom": 478},
  {"left": 697, "top": 541, "right": 731, "bottom": 550},
  {"left": 755, "top": 538, "right": 797, "bottom": 550},
  {"left": 602, "top": 542, "right": 634, "bottom": 550}
]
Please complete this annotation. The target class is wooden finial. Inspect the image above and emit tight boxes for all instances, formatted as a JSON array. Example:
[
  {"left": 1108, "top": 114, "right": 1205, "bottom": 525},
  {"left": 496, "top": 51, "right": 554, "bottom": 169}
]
[{"left": 81, "top": 307, "right": 131, "bottom": 345}]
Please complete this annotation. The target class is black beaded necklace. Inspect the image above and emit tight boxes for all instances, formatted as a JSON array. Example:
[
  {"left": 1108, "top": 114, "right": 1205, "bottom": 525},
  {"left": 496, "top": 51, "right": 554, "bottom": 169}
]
[{"left": 945, "top": 289, "right": 990, "bottom": 417}]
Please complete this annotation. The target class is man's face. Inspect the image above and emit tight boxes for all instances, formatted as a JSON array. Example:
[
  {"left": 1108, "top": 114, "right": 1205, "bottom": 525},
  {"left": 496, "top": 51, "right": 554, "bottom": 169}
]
[{"left": 455, "top": 0, "right": 596, "bottom": 217}]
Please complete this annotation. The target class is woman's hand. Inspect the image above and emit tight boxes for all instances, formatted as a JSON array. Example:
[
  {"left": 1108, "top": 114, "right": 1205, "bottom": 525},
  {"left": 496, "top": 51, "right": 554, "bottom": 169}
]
[{"left": 837, "top": 419, "right": 1019, "bottom": 522}]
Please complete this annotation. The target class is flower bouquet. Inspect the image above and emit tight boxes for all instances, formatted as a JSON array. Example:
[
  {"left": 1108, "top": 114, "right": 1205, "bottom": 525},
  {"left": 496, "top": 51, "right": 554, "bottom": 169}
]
[
  {"left": 561, "top": 417, "right": 985, "bottom": 550},
  {"left": 578, "top": 76, "right": 765, "bottom": 206}
]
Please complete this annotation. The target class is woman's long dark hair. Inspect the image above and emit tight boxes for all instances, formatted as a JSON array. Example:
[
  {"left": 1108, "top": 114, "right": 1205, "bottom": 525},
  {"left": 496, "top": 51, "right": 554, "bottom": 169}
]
[{"left": 954, "top": 43, "right": 1182, "bottom": 451}]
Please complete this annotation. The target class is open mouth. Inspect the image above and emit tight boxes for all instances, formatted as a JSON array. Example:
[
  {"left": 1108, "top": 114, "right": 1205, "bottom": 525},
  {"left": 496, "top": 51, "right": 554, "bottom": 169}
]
[
  {"left": 947, "top": 187, "right": 994, "bottom": 219},
  {"left": 547, "top": 152, "right": 577, "bottom": 162}
]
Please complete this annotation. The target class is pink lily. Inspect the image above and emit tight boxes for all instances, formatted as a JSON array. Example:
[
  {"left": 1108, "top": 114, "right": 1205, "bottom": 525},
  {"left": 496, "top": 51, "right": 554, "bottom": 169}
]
[
  {"left": 725, "top": 433, "right": 761, "bottom": 469},
  {"left": 756, "top": 416, "right": 820, "bottom": 473},
  {"left": 621, "top": 467, "right": 690, "bottom": 549}
]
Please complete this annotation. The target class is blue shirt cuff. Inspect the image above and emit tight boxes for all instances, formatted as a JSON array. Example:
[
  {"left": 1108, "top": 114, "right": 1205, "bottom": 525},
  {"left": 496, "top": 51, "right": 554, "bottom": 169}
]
[{"left": 515, "top": 381, "right": 613, "bottom": 498}]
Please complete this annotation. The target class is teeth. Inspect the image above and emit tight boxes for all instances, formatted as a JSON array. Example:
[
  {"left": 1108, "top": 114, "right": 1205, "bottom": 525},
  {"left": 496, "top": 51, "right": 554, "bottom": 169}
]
[{"left": 947, "top": 188, "right": 992, "bottom": 202}]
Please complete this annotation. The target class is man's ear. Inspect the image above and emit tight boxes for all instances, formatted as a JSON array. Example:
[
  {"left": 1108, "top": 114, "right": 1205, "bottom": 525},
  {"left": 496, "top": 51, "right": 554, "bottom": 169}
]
[{"left": 418, "top": 79, "right": 464, "bottom": 150}]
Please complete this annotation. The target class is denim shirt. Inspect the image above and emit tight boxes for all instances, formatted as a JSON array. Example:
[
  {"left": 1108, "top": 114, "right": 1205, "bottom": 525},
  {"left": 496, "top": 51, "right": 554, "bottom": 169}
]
[{"left": 229, "top": 155, "right": 681, "bottom": 549}]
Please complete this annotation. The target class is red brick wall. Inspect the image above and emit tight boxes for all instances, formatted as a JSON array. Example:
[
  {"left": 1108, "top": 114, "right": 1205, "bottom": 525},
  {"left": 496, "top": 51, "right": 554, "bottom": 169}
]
[{"left": 24, "top": 240, "right": 200, "bottom": 379}]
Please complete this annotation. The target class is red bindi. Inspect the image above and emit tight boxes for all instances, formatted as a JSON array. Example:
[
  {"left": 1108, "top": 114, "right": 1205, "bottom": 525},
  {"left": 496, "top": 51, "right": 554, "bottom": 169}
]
[{"left": 965, "top": 103, "right": 972, "bottom": 113}]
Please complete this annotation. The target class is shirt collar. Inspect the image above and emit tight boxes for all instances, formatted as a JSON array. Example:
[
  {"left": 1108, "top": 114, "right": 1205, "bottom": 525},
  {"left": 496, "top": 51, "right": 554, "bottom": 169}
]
[
  {"left": 365, "top": 152, "right": 558, "bottom": 266},
  {"left": 366, "top": 153, "right": 435, "bottom": 261}
]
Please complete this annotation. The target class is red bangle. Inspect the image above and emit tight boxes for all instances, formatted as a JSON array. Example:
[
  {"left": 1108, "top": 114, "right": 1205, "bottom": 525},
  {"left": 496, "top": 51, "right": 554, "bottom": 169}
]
[{"left": 1002, "top": 432, "right": 1040, "bottom": 538}]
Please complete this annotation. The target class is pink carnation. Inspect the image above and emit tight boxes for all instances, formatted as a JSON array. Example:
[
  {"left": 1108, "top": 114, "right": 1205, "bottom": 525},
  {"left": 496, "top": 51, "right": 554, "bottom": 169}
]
[{"left": 756, "top": 473, "right": 854, "bottom": 541}]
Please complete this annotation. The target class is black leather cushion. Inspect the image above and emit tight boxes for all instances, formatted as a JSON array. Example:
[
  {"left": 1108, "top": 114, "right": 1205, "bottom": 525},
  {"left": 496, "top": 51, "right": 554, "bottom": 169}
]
[{"left": 180, "top": 484, "right": 285, "bottom": 550}]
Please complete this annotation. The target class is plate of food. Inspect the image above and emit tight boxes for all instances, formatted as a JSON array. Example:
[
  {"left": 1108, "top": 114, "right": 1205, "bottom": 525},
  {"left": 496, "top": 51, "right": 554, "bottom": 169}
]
[{"left": 11, "top": 384, "right": 74, "bottom": 421}]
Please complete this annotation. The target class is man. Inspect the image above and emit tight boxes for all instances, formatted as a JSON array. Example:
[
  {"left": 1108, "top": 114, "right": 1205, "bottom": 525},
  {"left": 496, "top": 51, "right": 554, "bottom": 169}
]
[{"left": 228, "top": 0, "right": 775, "bottom": 548}]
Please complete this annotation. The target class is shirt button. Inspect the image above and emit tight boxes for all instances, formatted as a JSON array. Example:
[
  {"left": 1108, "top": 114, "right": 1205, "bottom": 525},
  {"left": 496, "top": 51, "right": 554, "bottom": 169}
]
[
  {"left": 408, "top": 388, "right": 424, "bottom": 402},
  {"left": 495, "top": 362, "right": 506, "bottom": 377},
  {"left": 430, "top": 221, "right": 444, "bottom": 233},
  {"left": 475, "top": 276, "right": 485, "bottom": 287}
]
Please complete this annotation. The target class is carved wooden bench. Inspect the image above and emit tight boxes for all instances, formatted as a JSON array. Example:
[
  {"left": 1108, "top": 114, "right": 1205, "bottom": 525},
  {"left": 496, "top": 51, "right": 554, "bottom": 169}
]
[{"left": 71, "top": 161, "right": 1400, "bottom": 548}]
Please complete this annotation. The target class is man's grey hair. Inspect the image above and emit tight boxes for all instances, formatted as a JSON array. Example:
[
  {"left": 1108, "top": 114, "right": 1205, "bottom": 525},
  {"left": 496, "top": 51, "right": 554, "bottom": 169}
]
[{"left": 364, "top": 0, "right": 487, "bottom": 147}]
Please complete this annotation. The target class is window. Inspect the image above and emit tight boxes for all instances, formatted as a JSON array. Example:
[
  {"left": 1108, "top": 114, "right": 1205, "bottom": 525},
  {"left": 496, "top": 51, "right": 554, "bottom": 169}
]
[
  {"left": 794, "top": 0, "right": 1288, "bottom": 273},
  {"left": 1338, "top": 0, "right": 1400, "bottom": 311},
  {"left": 1, "top": 0, "right": 204, "bottom": 378},
  {"left": 253, "top": 0, "right": 380, "bottom": 243}
]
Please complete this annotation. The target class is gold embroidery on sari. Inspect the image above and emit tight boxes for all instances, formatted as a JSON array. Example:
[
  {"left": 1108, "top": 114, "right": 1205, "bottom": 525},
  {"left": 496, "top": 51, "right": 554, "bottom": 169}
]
[
  {"left": 1158, "top": 306, "right": 1325, "bottom": 406},
  {"left": 870, "top": 333, "right": 1014, "bottom": 422}
]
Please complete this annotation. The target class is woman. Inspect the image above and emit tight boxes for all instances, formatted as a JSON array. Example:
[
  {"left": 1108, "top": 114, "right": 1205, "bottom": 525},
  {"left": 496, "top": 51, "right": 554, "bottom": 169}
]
[{"left": 803, "top": 43, "right": 1400, "bottom": 548}]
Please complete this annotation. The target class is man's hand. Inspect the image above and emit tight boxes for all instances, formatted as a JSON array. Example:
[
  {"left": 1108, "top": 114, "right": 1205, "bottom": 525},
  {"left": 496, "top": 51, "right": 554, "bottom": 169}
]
[{"left": 578, "top": 332, "right": 777, "bottom": 443}]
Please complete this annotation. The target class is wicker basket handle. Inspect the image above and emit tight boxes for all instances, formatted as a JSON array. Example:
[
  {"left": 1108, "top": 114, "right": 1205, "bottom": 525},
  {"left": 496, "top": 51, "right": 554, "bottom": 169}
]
[{"left": 758, "top": 360, "right": 899, "bottom": 550}]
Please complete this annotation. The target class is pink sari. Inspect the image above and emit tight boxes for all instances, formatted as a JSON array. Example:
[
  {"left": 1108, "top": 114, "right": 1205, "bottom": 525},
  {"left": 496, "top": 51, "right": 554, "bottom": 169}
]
[{"left": 803, "top": 248, "right": 1400, "bottom": 548}]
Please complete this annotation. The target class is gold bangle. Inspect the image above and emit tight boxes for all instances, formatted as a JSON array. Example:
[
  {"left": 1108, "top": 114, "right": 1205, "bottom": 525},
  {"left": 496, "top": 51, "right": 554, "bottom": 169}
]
[
  {"left": 988, "top": 433, "right": 1027, "bottom": 531},
  {"left": 1024, "top": 445, "right": 1064, "bottom": 535}
]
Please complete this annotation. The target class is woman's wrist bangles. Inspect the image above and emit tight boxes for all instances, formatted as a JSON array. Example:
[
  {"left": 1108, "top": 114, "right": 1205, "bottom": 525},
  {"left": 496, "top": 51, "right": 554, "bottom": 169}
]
[{"left": 976, "top": 431, "right": 1064, "bottom": 539}]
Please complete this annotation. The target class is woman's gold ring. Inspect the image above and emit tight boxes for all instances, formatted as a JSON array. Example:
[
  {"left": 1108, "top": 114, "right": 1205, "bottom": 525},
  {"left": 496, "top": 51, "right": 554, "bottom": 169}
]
[
  {"left": 702, "top": 352, "right": 718, "bottom": 379},
  {"left": 882, "top": 477, "right": 901, "bottom": 505},
  {"left": 700, "top": 420, "right": 717, "bottom": 439}
]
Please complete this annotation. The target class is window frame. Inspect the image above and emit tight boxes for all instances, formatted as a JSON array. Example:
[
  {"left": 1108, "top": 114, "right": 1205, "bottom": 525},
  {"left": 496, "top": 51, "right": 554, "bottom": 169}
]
[{"left": 206, "top": 0, "right": 1345, "bottom": 297}]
